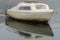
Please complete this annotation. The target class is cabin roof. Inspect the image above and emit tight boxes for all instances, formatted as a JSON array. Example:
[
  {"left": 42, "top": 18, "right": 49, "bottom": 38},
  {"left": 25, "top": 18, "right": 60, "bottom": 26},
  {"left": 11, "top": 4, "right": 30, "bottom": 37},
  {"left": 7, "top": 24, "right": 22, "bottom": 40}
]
[
  {"left": 17, "top": 2, "right": 47, "bottom": 6},
  {"left": 23, "top": 1, "right": 38, "bottom": 3}
]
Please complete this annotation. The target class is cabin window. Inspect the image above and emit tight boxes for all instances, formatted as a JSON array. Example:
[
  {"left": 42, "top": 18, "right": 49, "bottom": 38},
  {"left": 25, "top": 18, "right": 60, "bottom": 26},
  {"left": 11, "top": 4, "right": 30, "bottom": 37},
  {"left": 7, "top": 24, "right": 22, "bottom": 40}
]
[
  {"left": 36, "top": 5, "right": 46, "bottom": 9},
  {"left": 19, "top": 6, "right": 31, "bottom": 10}
]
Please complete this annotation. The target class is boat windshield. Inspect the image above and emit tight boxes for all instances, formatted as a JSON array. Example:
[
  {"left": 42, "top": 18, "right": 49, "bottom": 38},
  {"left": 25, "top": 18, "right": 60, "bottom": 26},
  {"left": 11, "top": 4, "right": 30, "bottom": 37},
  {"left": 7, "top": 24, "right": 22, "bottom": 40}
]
[
  {"left": 19, "top": 6, "right": 31, "bottom": 10},
  {"left": 36, "top": 5, "right": 46, "bottom": 9}
]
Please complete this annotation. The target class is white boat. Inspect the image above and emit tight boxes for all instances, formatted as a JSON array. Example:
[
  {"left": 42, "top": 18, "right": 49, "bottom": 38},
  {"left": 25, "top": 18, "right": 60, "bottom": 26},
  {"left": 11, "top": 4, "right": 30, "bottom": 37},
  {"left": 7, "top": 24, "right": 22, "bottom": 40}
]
[{"left": 7, "top": 1, "right": 54, "bottom": 21}]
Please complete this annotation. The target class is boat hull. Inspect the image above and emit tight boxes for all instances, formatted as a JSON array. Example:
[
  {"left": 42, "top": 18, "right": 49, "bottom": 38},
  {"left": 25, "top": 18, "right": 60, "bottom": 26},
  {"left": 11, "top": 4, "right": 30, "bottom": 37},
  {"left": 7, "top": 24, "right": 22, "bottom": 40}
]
[{"left": 7, "top": 11, "right": 53, "bottom": 21}]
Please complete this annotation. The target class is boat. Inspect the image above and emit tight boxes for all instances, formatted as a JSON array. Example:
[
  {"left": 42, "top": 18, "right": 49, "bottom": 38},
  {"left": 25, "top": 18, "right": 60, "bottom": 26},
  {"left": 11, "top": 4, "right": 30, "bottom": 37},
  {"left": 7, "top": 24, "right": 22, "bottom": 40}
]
[{"left": 7, "top": 1, "right": 54, "bottom": 21}]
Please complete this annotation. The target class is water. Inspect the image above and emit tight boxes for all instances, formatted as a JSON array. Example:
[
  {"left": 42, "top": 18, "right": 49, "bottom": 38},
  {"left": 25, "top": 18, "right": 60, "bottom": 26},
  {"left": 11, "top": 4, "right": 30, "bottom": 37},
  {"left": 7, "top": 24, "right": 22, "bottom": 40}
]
[{"left": 0, "top": 0, "right": 60, "bottom": 40}]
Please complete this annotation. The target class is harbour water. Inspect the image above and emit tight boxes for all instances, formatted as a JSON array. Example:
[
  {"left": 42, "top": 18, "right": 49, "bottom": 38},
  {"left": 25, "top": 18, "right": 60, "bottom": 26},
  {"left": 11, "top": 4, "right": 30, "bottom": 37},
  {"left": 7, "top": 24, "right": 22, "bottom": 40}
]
[{"left": 0, "top": 0, "right": 60, "bottom": 40}]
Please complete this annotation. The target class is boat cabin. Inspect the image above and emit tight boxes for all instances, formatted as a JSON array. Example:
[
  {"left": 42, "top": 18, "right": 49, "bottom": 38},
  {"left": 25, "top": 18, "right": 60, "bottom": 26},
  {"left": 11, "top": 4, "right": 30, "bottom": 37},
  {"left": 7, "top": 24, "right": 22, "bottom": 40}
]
[{"left": 10, "top": 2, "right": 51, "bottom": 12}]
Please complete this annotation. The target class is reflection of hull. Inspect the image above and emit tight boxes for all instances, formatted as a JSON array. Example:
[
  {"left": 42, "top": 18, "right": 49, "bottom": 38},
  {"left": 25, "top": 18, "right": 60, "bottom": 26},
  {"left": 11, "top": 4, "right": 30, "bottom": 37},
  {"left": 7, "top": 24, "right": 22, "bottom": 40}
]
[
  {"left": 6, "top": 18, "right": 53, "bottom": 38},
  {"left": 7, "top": 11, "right": 54, "bottom": 21}
]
